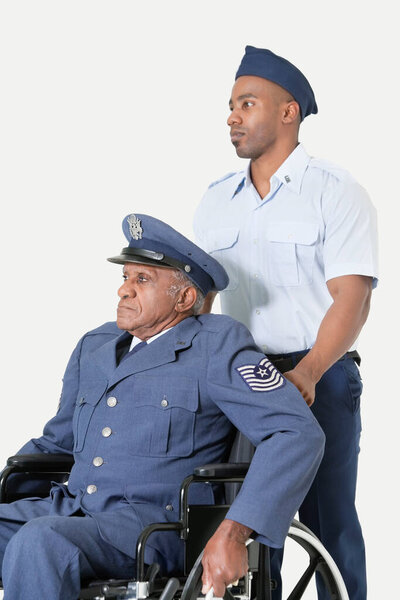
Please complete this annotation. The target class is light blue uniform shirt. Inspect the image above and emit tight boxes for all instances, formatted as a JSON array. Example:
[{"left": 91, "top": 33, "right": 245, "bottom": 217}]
[{"left": 194, "top": 144, "right": 378, "bottom": 354}]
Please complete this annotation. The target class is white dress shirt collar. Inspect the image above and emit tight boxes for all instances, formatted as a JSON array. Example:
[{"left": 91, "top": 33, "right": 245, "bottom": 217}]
[{"left": 129, "top": 328, "right": 172, "bottom": 351}]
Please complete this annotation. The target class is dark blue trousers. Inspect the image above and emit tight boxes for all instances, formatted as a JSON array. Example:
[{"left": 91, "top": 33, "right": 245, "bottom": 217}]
[{"left": 271, "top": 355, "right": 366, "bottom": 599}]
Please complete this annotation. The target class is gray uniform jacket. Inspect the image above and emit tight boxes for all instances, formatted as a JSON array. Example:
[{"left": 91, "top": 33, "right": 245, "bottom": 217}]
[{"left": 16, "top": 314, "right": 324, "bottom": 572}]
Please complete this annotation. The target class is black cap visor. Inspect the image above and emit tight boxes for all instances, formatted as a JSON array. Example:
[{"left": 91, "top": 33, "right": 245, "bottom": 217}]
[{"left": 107, "top": 247, "right": 189, "bottom": 272}]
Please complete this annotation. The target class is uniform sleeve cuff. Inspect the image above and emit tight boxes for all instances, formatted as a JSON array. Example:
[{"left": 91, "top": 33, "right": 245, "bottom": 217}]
[{"left": 325, "top": 263, "right": 378, "bottom": 288}]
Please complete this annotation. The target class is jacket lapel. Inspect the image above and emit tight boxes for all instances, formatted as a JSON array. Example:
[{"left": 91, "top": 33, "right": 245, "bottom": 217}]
[
  {"left": 88, "top": 332, "right": 123, "bottom": 381},
  {"left": 107, "top": 316, "right": 202, "bottom": 388}
]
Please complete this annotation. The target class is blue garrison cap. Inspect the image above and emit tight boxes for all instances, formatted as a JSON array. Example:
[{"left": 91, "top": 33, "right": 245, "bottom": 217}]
[
  {"left": 235, "top": 46, "right": 317, "bottom": 120},
  {"left": 108, "top": 213, "right": 229, "bottom": 295}
]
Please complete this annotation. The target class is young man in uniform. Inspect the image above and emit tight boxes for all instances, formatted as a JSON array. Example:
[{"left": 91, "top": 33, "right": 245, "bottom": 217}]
[{"left": 194, "top": 46, "right": 378, "bottom": 600}]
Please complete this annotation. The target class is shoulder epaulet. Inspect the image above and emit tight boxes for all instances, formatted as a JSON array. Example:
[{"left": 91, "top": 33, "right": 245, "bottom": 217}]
[
  {"left": 309, "top": 158, "right": 355, "bottom": 184},
  {"left": 207, "top": 172, "right": 237, "bottom": 189},
  {"left": 197, "top": 313, "right": 245, "bottom": 332}
]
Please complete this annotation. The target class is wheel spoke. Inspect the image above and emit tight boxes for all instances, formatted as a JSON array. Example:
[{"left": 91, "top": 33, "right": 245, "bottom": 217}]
[{"left": 286, "top": 557, "right": 319, "bottom": 600}]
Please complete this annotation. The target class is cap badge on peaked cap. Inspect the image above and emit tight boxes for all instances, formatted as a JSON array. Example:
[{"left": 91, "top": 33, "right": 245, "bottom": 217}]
[
  {"left": 107, "top": 213, "right": 230, "bottom": 295},
  {"left": 127, "top": 214, "right": 143, "bottom": 240}
]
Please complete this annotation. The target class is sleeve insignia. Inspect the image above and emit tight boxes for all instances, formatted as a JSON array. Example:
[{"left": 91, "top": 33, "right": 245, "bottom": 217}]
[{"left": 236, "top": 358, "right": 285, "bottom": 392}]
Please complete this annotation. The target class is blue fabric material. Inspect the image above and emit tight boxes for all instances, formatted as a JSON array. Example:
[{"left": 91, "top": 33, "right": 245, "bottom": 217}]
[
  {"left": 270, "top": 356, "right": 366, "bottom": 600},
  {"left": 108, "top": 213, "right": 229, "bottom": 295},
  {"left": 235, "top": 46, "right": 317, "bottom": 120},
  {"left": 0, "top": 508, "right": 137, "bottom": 600},
  {"left": 1, "top": 315, "right": 325, "bottom": 597}
]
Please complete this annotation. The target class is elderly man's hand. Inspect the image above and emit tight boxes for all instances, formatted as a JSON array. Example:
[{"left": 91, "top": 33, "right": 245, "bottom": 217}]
[{"left": 201, "top": 519, "right": 252, "bottom": 598}]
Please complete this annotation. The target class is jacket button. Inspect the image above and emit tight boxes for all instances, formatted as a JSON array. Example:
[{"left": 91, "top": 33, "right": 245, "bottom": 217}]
[
  {"left": 102, "top": 427, "right": 112, "bottom": 437},
  {"left": 93, "top": 457, "right": 104, "bottom": 467},
  {"left": 107, "top": 397, "right": 117, "bottom": 407},
  {"left": 161, "top": 398, "right": 168, "bottom": 408},
  {"left": 165, "top": 504, "right": 173, "bottom": 511},
  {"left": 87, "top": 484, "right": 97, "bottom": 494}
]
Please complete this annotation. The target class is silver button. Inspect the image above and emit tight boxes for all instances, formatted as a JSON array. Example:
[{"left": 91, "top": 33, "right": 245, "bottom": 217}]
[
  {"left": 102, "top": 427, "right": 112, "bottom": 437},
  {"left": 87, "top": 484, "right": 97, "bottom": 494},
  {"left": 161, "top": 398, "right": 168, "bottom": 408},
  {"left": 93, "top": 457, "right": 104, "bottom": 467},
  {"left": 107, "top": 396, "right": 117, "bottom": 407},
  {"left": 165, "top": 504, "right": 173, "bottom": 511}
]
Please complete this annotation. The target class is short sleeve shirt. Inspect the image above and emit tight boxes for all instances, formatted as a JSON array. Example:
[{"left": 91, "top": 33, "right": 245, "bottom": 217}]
[{"left": 193, "top": 144, "right": 378, "bottom": 354}]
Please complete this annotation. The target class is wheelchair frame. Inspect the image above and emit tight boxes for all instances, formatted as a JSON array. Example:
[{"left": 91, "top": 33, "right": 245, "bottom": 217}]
[{"left": 0, "top": 455, "right": 349, "bottom": 600}]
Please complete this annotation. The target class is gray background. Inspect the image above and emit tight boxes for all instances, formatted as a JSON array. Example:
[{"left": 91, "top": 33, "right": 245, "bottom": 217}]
[{"left": 0, "top": 1, "right": 397, "bottom": 596}]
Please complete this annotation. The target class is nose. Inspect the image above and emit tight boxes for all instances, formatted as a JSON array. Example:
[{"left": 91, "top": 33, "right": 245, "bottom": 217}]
[
  {"left": 227, "top": 107, "right": 241, "bottom": 127},
  {"left": 118, "top": 281, "right": 136, "bottom": 299}
]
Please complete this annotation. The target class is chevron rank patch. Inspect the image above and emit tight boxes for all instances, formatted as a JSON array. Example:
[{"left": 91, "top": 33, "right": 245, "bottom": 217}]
[{"left": 236, "top": 357, "right": 285, "bottom": 392}]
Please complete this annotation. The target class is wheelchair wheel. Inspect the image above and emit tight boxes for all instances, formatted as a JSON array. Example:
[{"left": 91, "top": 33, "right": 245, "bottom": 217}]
[
  {"left": 181, "top": 520, "right": 348, "bottom": 600},
  {"left": 285, "top": 520, "right": 348, "bottom": 599}
]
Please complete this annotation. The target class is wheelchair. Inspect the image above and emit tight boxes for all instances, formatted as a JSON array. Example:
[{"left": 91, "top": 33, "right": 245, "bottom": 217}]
[{"left": 0, "top": 452, "right": 348, "bottom": 600}]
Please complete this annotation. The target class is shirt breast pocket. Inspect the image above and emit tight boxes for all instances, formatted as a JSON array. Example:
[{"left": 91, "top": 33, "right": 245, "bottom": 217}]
[
  {"left": 129, "top": 376, "right": 198, "bottom": 457},
  {"left": 266, "top": 222, "right": 319, "bottom": 286},
  {"left": 204, "top": 228, "right": 240, "bottom": 291},
  {"left": 73, "top": 383, "right": 107, "bottom": 452}
]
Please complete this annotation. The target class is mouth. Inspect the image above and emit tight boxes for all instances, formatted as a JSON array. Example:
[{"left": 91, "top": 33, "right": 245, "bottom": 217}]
[
  {"left": 230, "top": 130, "right": 245, "bottom": 144},
  {"left": 117, "top": 304, "right": 135, "bottom": 314}
]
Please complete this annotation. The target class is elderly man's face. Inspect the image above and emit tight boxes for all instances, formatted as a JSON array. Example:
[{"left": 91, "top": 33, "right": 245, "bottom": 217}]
[{"left": 117, "top": 263, "right": 184, "bottom": 340}]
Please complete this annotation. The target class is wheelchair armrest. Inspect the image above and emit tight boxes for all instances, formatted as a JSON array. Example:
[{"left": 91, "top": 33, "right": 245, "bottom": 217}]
[
  {"left": 6, "top": 453, "right": 74, "bottom": 472},
  {"left": 193, "top": 462, "right": 250, "bottom": 478},
  {"left": 1, "top": 454, "right": 74, "bottom": 503}
]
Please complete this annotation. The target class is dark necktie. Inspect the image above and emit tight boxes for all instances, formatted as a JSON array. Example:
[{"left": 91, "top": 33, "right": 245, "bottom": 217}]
[{"left": 119, "top": 340, "right": 147, "bottom": 365}]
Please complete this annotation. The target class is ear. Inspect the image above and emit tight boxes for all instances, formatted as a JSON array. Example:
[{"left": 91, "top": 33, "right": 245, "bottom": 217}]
[
  {"left": 282, "top": 100, "right": 300, "bottom": 124},
  {"left": 175, "top": 286, "right": 197, "bottom": 313}
]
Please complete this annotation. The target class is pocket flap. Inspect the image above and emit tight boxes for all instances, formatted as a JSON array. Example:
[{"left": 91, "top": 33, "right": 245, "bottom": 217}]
[
  {"left": 206, "top": 228, "right": 240, "bottom": 253},
  {"left": 133, "top": 375, "right": 198, "bottom": 412},
  {"left": 266, "top": 222, "right": 319, "bottom": 245}
]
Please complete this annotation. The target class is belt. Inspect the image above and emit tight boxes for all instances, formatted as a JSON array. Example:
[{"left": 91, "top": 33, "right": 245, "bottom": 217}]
[{"left": 267, "top": 350, "right": 361, "bottom": 374}]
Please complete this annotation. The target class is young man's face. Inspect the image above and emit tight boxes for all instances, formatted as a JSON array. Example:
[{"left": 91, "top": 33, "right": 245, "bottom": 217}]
[{"left": 228, "top": 75, "right": 292, "bottom": 160}]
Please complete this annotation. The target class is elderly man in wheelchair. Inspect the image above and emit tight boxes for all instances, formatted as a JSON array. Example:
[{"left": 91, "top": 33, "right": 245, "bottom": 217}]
[{"left": 0, "top": 214, "right": 345, "bottom": 600}]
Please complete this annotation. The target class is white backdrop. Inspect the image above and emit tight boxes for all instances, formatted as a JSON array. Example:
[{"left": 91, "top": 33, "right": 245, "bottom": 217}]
[{"left": 0, "top": 1, "right": 398, "bottom": 597}]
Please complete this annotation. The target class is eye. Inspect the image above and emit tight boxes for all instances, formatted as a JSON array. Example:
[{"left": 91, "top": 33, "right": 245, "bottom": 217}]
[
  {"left": 243, "top": 101, "right": 254, "bottom": 108},
  {"left": 122, "top": 274, "right": 128, "bottom": 281},
  {"left": 137, "top": 275, "right": 148, "bottom": 283}
]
